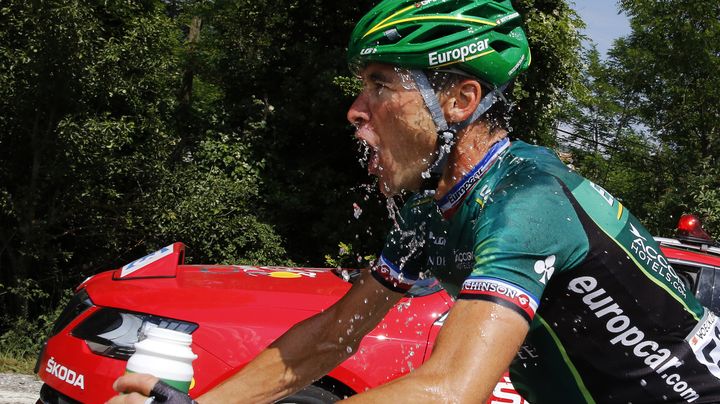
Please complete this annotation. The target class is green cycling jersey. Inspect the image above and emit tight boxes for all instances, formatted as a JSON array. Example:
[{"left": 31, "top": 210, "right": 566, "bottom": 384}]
[{"left": 372, "top": 139, "right": 720, "bottom": 403}]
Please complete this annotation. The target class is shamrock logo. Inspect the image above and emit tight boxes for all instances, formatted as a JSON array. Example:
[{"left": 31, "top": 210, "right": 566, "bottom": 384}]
[{"left": 534, "top": 255, "right": 556, "bottom": 285}]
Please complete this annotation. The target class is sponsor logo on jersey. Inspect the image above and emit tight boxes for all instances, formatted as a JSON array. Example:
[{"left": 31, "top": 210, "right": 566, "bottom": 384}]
[
  {"left": 426, "top": 254, "right": 446, "bottom": 267},
  {"left": 533, "top": 255, "right": 556, "bottom": 285},
  {"left": 628, "top": 224, "right": 687, "bottom": 297},
  {"left": 360, "top": 47, "right": 377, "bottom": 55},
  {"left": 438, "top": 138, "right": 509, "bottom": 216},
  {"left": 460, "top": 278, "right": 539, "bottom": 320},
  {"left": 46, "top": 357, "right": 85, "bottom": 390},
  {"left": 517, "top": 344, "right": 540, "bottom": 360},
  {"left": 429, "top": 231, "right": 446, "bottom": 246},
  {"left": 429, "top": 38, "right": 491, "bottom": 67},
  {"left": 590, "top": 182, "right": 615, "bottom": 206},
  {"left": 454, "top": 249, "right": 473, "bottom": 270},
  {"left": 569, "top": 276, "right": 701, "bottom": 402}
]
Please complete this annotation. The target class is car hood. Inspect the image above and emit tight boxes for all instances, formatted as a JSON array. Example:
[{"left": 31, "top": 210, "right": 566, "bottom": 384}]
[
  {"left": 77, "top": 264, "right": 450, "bottom": 373},
  {"left": 82, "top": 265, "right": 353, "bottom": 319}
]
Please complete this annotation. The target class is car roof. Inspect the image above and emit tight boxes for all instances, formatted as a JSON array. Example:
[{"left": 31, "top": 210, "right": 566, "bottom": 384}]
[{"left": 656, "top": 236, "right": 720, "bottom": 268}]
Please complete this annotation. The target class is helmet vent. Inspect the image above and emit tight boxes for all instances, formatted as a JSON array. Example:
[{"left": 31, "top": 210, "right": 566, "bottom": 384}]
[
  {"left": 494, "top": 23, "right": 519, "bottom": 35},
  {"left": 462, "top": 3, "right": 507, "bottom": 20},
  {"left": 489, "top": 39, "right": 512, "bottom": 53},
  {"left": 410, "top": 25, "right": 468, "bottom": 44},
  {"left": 422, "top": 2, "right": 464, "bottom": 15}
]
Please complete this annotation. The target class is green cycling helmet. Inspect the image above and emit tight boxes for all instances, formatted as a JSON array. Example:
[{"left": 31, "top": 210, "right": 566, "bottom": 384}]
[{"left": 347, "top": 0, "right": 531, "bottom": 88}]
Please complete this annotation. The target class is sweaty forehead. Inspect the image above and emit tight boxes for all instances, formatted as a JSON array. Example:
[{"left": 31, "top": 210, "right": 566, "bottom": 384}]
[{"left": 361, "top": 63, "right": 405, "bottom": 82}]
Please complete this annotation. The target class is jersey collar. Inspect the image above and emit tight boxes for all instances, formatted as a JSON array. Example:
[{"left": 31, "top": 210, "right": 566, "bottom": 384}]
[{"left": 436, "top": 137, "right": 510, "bottom": 218}]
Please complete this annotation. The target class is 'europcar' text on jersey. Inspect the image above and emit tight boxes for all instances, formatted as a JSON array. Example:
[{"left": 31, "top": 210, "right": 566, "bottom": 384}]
[{"left": 372, "top": 139, "right": 720, "bottom": 403}]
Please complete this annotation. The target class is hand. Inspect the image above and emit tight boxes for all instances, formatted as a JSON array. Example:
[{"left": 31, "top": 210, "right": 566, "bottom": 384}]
[
  {"left": 106, "top": 374, "right": 198, "bottom": 403},
  {"left": 106, "top": 373, "right": 158, "bottom": 403}
]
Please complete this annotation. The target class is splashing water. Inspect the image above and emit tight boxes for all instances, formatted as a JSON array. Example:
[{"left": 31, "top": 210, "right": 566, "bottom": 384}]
[
  {"left": 395, "top": 67, "right": 417, "bottom": 90},
  {"left": 356, "top": 139, "right": 371, "bottom": 168},
  {"left": 386, "top": 197, "right": 402, "bottom": 229},
  {"left": 396, "top": 300, "right": 412, "bottom": 313},
  {"left": 353, "top": 202, "right": 363, "bottom": 219}
]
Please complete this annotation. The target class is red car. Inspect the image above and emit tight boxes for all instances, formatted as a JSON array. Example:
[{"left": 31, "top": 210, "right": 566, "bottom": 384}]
[{"left": 35, "top": 215, "right": 720, "bottom": 404}]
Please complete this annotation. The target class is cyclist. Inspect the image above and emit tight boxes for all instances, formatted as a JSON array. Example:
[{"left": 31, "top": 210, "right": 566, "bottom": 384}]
[{"left": 110, "top": 0, "right": 720, "bottom": 403}]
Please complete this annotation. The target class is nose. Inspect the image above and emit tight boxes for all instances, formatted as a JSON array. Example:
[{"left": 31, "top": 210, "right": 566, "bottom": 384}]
[{"left": 347, "top": 91, "right": 370, "bottom": 132}]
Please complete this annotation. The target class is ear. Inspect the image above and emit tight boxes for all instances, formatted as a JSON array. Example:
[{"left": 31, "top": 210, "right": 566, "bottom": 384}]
[{"left": 441, "top": 80, "right": 483, "bottom": 124}]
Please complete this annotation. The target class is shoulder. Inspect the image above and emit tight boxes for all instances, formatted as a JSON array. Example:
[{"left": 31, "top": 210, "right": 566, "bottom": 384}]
[
  {"left": 478, "top": 141, "right": 581, "bottom": 206},
  {"left": 474, "top": 144, "right": 589, "bottom": 256}
]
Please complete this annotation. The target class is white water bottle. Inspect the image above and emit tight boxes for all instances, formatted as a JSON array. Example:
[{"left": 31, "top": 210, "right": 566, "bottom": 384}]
[{"left": 126, "top": 327, "right": 197, "bottom": 393}]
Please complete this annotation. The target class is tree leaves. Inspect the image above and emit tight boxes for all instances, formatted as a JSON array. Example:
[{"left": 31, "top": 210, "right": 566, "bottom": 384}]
[{"left": 561, "top": 0, "right": 720, "bottom": 237}]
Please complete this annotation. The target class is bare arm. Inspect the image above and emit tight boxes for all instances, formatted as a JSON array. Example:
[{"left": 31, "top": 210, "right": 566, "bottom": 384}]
[
  {"left": 340, "top": 299, "right": 529, "bottom": 403},
  {"left": 198, "top": 269, "right": 403, "bottom": 403}
]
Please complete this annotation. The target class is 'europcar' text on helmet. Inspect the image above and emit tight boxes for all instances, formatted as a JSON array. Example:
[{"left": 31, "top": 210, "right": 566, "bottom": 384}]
[{"left": 347, "top": 0, "right": 531, "bottom": 88}]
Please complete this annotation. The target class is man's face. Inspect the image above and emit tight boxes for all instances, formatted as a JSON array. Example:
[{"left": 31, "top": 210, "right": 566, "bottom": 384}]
[{"left": 347, "top": 63, "right": 438, "bottom": 196}]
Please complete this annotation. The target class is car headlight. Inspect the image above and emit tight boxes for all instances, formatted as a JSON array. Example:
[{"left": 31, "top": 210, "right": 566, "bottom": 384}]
[
  {"left": 71, "top": 308, "right": 198, "bottom": 360},
  {"left": 51, "top": 288, "right": 94, "bottom": 336}
]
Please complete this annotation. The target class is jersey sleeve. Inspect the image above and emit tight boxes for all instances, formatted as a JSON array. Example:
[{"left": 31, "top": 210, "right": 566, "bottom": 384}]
[
  {"left": 373, "top": 194, "right": 435, "bottom": 293},
  {"left": 459, "top": 171, "right": 588, "bottom": 323}
]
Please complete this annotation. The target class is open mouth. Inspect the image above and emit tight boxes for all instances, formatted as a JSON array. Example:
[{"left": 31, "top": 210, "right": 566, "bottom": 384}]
[{"left": 357, "top": 138, "right": 380, "bottom": 175}]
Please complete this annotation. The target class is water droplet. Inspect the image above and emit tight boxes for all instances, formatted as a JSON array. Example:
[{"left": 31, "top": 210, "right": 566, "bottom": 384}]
[{"left": 352, "top": 202, "right": 363, "bottom": 219}]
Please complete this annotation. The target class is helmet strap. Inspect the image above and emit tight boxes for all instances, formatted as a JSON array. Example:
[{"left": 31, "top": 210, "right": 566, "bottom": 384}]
[{"left": 410, "top": 69, "right": 508, "bottom": 191}]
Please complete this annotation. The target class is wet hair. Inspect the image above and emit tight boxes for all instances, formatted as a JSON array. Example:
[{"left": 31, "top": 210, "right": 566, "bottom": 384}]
[{"left": 425, "top": 70, "right": 513, "bottom": 132}]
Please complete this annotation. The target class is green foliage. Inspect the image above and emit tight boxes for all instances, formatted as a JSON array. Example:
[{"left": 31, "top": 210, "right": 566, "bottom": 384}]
[
  {"left": 151, "top": 131, "right": 288, "bottom": 265},
  {"left": 324, "top": 241, "right": 376, "bottom": 269},
  {"left": 0, "top": 284, "right": 71, "bottom": 363},
  {"left": 333, "top": 76, "right": 363, "bottom": 98},
  {"left": 557, "top": 46, "right": 662, "bottom": 224},
  {"left": 512, "top": 0, "right": 585, "bottom": 144},
  {"left": 682, "top": 161, "right": 720, "bottom": 237},
  {"left": 0, "top": 354, "right": 36, "bottom": 374},
  {"left": 0, "top": 0, "right": 593, "bottom": 335},
  {"left": 614, "top": 0, "right": 720, "bottom": 236},
  {"left": 0, "top": 0, "right": 286, "bottom": 335},
  {"left": 562, "top": 0, "right": 720, "bottom": 237}
]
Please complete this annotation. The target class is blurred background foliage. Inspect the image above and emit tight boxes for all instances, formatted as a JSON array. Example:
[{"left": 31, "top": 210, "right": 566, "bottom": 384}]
[{"left": 0, "top": 0, "right": 718, "bottom": 364}]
